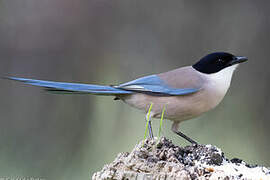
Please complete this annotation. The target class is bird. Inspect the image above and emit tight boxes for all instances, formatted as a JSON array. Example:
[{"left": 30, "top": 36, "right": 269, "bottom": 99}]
[{"left": 6, "top": 52, "right": 247, "bottom": 145}]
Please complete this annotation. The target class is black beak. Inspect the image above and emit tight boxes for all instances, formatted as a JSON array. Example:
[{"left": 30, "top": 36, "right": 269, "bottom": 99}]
[{"left": 230, "top": 56, "right": 248, "bottom": 65}]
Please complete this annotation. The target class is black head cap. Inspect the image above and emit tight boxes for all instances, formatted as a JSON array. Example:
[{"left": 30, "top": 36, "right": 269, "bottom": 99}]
[{"left": 192, "top": 52, "right": 248, "bottom": 74}]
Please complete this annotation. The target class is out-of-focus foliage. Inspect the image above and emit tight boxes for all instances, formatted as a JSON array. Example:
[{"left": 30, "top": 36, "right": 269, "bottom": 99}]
[{"left": 0, "top": 1, "right": 269, "bottom": 179}]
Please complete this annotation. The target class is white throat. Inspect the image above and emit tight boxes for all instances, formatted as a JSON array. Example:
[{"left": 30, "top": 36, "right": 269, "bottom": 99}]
[
  {"left": 202, "top": 64, "right": 238, "bottom": 94},
  {"left": 208, "top": 64, "right": 238, "bottom": 81}
]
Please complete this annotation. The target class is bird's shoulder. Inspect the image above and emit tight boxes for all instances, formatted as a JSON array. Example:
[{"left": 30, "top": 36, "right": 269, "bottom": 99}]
[{"left": 157, "top": 66, "right": 205, "bottom": 89}]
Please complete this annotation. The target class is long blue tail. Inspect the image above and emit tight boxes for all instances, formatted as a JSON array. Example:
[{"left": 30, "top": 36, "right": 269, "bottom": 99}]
[{"left": 6, "top": 77, "right": 133, "bottom": 95}]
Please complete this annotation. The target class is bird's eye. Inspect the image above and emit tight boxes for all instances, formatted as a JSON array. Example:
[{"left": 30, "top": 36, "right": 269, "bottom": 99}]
[{"left": 218, "top": 59, "right": 224, "bottom": 63}]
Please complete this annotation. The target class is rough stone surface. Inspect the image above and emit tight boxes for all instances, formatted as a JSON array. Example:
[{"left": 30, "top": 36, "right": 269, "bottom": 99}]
[{"left": 92, "top": 137, "right": 270, "bottom": 180}]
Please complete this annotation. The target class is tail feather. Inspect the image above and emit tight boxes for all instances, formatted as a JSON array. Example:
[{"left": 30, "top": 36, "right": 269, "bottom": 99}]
[{"left": 6, "top": 77, "right": 133, "bottom": 95}]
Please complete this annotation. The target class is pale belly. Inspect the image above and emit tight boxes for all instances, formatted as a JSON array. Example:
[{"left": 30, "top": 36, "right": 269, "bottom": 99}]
[{"left": 120, "top": 88, "right": 226, "bottom": 122}]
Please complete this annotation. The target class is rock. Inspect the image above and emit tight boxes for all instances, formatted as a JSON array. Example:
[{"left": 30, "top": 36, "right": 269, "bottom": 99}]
[{"left": 92, "top": 137, "right": 270, "bottom": 180}]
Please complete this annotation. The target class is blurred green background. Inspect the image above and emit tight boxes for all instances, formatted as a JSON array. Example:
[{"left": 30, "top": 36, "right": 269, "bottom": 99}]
[{"left": 0, "top": 0, "right": 270, "bottom": 179}]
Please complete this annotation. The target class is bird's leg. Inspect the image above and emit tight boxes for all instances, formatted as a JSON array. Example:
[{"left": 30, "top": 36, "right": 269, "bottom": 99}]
[
  {"left": 171, "top": 122, "right": 198, "bottom": 145},
  {"left": 145, "top": 113, "right": 154, "bottom": 139}
]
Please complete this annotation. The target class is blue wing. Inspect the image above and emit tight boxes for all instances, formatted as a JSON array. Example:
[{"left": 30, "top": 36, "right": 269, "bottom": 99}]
[{"left": 115, "top": 75, "right": 199, "bottom": 96}]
